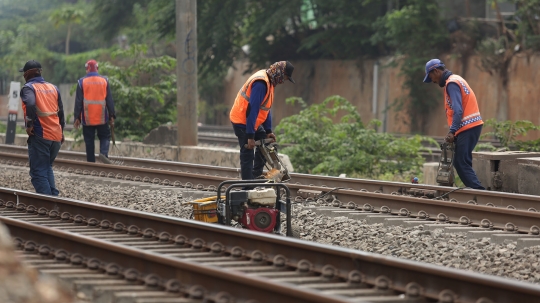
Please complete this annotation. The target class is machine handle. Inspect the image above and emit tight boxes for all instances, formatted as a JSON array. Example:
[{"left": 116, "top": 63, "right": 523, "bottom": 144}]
[{"left": 243, "top": 138, "right": 275, "bottom": 148}]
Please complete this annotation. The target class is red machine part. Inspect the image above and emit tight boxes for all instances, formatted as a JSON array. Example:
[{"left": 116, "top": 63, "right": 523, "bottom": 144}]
[{"left": 240, "top": 207, "right": 278, "bottom": 233}]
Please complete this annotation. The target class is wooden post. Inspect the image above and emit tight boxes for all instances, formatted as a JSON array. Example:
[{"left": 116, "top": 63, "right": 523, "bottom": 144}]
[{"left": 176, "top": 0, "right": 198, "bottom": 146}]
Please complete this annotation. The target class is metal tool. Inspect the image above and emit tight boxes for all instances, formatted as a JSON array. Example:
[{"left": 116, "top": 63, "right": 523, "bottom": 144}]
[
  {"left": 107, "top": 123, "right": 125, "bottom": 165},
  {"left": 436, "top": 142, "right": 455, "bottom": 186},
  {"left": 244, "top": 138, "right": 291, "bottom": 183}
]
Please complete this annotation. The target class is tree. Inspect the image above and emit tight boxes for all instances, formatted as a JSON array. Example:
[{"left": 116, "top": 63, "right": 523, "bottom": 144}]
[
  {"left": 99, "top": 44, "right": 177, "bottom": 140},
  {"left": 371, "top": 0, "right": 449, "bottom": 133},
  {"left": 49, "top": 4, "right": 85, "bottom": 55}
]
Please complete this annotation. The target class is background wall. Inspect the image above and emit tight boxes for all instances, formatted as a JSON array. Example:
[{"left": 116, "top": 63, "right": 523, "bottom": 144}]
[
  {"left": 2, "top": 53, "right": 539, "bottom": 139},
  {"left": 221, "top": 54, "right": 540, "bottom": 138}
]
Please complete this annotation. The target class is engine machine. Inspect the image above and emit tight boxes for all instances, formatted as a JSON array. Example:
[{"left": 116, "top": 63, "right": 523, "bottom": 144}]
[{"left": 216, "top": 180, "right": 292, "bottom": 236}]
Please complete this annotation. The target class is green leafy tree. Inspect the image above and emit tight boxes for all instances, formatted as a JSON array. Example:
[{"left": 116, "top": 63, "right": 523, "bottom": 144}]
[
  {"left": 371, "top": 0, "right": 449, "bottom": 133},
  {"left": 98, "top": 44, "right": 177, "bottom": 140},
  {"left": 49, "top": 4, "right": 85, "bottom": 55},
  {"left": 276, "top": 95, "right": 436, "bottom": 179},
  {"left": 513, "top": 0, "right": 540, "bottom": 50}
]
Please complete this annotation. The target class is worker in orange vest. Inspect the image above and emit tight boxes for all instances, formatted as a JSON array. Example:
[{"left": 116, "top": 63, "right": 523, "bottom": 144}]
[
  {"left": 19, "top": 60, "right": 65, "bottom": 196},
  {"left": 230, "top": 61, "right": 295, "bottom": 180},
  {"left": 423, "top": 59, "right": 485, "bottom": 190},
  {"left": 73, "top": 60, "right": 116, "bottom": 163}
]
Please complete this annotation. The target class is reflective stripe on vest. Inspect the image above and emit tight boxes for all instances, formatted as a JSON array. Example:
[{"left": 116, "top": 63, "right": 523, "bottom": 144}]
[
  {"left": 229, "top": 70, "right": 274, "bottom": 131},
  {"left": 444, "top": 75, "right": 483, "bottom": 136},
  {"left": 82, "top": 76, "right": 108, "bottom": 126},
  {"left": 31, "top": 83, "right": 62, "bottom": 142}
]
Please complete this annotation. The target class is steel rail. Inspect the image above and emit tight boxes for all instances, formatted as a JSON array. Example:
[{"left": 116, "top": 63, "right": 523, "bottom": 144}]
[
  {"left": 0, "top": 190, "right": 539, "bottom": 302},
  {"left": 1, "top": 217, "right": 347, "bottom": 303},
  {"left": 0, "top": 144, "right": 540, "bottom": 210},
  {"left": 2, "top": 151, "right": 540, "bottom": 233},
  {"left": 2, "top": 149, "right": 540, "bottom": 210}
]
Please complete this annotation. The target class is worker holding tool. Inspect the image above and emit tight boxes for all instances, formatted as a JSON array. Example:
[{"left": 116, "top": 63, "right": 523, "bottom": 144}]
[
  {"left": 423, "top": 59, "right": 485, "bottom": 190},
  {"left": 20, "top": 60, "right": 65, "bottom": 196},
  {"left": 74, "top": 59, "right": 116, "bottom": 164},
  {"left": 230, "top": 61, "right": 295, "bottom": 180}
]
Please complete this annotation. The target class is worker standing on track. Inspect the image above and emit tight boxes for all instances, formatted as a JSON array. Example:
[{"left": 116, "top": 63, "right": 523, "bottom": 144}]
[
  {"left": 73, "top": 60, "right": 116, "bottom": 164},
  {"left": 423, "top": 59, "right": 485, "bottom": 190},
  {"left": 20, "top": 60, "right": 65, "bottom": 196},
  {"left": 230, "top": 61, "right": 295, "bottom": 180}
]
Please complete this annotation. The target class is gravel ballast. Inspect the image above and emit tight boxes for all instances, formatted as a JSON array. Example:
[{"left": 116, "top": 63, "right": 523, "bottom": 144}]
[{"left": 1, "top": 165, "right": 539, "bottom": 285}]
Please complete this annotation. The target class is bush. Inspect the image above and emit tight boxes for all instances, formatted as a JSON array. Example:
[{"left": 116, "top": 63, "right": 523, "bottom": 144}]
[
  {"left": 478, "top": 119, "right": 540, "bottom": 152},
  {"left": 98, "top": 44, "right": 177, "bottom": 141},
  {"left": 275, "top": 95, "right": 437, "bottom": 179}
]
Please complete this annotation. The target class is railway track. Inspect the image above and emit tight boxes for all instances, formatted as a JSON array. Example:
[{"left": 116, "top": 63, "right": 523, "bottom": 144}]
[
  {"left": 1, "top": 189, "right": 539, "bottom": 302},
  {"left": 1, "top": 145, "right": 540, "bottom": 234}
]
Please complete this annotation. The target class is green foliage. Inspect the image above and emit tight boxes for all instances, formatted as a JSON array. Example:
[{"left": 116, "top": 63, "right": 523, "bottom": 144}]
[
  {"left": 371, "top": 0, "right": 449, "bottom": 133},
  {"left": 49, "top": 2, "right": 85, "bottom": 55},
  {"left": 275, "top": 95, "right": 436, "bottom": 178},
  {"left": 480, "top": 119, "right": 540, "bottom": 151},
  {"left": 99, "top": 44, "right": 177, "bottom": 141},
  {"left": 513, "top": 0, "right": 540, "bottom": 50},
  {"left": 0, "top": 0, "right": 106, "bottom": 82}
]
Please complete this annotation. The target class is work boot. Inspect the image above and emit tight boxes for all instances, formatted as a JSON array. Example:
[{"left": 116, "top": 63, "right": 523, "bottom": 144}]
[{"left": 99, "top": 153, "right": 112, "bottom": 164}]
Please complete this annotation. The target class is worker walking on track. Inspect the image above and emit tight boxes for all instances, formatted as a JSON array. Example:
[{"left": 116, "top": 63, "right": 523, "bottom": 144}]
[
  {"left": 423, "top": 59, "right": 485, "bottom": 190},
  {"left": 74, "top": 60, "right": 116, "bottom": 163},
  {"left": 230, "top": 61, "right": 295, "bottom": 180},
  {"left": 20, "top": 60, "right": 65, "bottom": 196}
]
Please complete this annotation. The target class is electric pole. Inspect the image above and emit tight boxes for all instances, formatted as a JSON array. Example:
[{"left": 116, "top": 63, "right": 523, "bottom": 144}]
[{"left": 176, "top": 0, "right": 198, "bottom": 146}]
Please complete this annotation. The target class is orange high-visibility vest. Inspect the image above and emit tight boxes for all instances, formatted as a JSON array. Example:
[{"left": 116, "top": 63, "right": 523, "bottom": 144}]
[
  {"left": 81, "top": 76, "right": 108, "bottom": 126},
  {"left": 229, "top": 70, "right": 274, "bottom": 131},
  {"left": 22, "top": 83, "right": 62, "bottom": 142},
  {"left": 444, "top": 75, "right": 483, "bottom": 136}
]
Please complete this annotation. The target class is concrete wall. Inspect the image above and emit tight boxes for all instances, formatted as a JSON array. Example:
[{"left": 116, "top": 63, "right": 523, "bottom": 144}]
[
  {"left": 219, "top": 54, "right": 540, "bottom": 139},
  {"left": 472, "top": 151, "right": 540, "bottom": 192},
  {"left": 518, "top": 158, "right": 540, "bottom": 196}
]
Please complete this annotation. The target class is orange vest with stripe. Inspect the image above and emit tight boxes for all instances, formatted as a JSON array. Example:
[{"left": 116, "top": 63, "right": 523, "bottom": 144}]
[
  {"left": 81, "top": 76, "right": 108, "bottom": 126},
  {"left": 229, "top": 70, "right": 274, "bottom": 131},
  {"left": 22, "top": 83, "right": 63, "bottom": 142},
  {"left": 444, "top": 75, "right": 483, "bottom": 136}
]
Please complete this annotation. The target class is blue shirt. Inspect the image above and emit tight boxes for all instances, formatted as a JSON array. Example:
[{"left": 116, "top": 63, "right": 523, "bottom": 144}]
[
  {"left": 20, "top": 76, "right": 65, "bottom": 138},
  {"left": 74, "top": 72, "right": 116, "bottom": 125},
  {"left": 446, "top": 82, "right": 463, "bottom": 134},
  {"left": 233, "top": 80, "right": 272, "bottom": 139}
]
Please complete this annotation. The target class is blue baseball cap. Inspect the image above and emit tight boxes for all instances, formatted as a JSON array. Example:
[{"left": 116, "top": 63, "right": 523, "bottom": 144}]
[{"left": 423, "top": 59, "right": 445, "bottom": 83}]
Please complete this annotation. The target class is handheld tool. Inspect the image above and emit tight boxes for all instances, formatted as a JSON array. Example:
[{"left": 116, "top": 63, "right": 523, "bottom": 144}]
[
  {"left": 436, "top": 142, "right": 455, "bottom": 187},
  {"left": 107, "top": 123, "right": 125, "bottom": 165}
]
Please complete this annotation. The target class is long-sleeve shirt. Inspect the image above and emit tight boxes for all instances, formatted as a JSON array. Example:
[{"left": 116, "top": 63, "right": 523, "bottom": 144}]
[
  {"left": 21, "top": 76, "right": 65, "bottom": 132},
  {"left": 446, "top": 82, "right": 463, "bottom": 134},
  {"left": 74, "top": 72, "right": 115, "bottom": 124},
  {"left": 233, "top": 80, "right": 272, "bottom": 139}
]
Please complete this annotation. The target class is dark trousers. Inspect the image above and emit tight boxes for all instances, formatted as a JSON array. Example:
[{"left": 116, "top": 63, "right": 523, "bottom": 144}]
[
  {"left": 82, "top": 124, "right": 111, "bottom": 162},
  {"left": 27, "top": 136, "right": 61, "bottom": 196},
  {"left": 454, "top": 125, "right": 485, "bottom": 190},
  {"left": 233, "top": 125, "right": 267, "bottom": 180}
]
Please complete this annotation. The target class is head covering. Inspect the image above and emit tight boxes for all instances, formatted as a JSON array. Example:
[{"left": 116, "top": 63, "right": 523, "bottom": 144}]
[
  {"left": 19, "top": 60, "right": 42, "bottom": 73},
  {"left": 266, "top": 61, "right": 295, "bottom": 86},
  {"left": 423, "top": 59, "right": 445, "bottom": 83},
  {"left": 85, "top": 59, "right": 98, "bottom": 72}
]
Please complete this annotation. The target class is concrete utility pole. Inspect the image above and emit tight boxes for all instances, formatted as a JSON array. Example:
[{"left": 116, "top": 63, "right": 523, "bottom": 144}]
[{"left": 176, "top": 0, "right": 198, "bottom": 146}]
